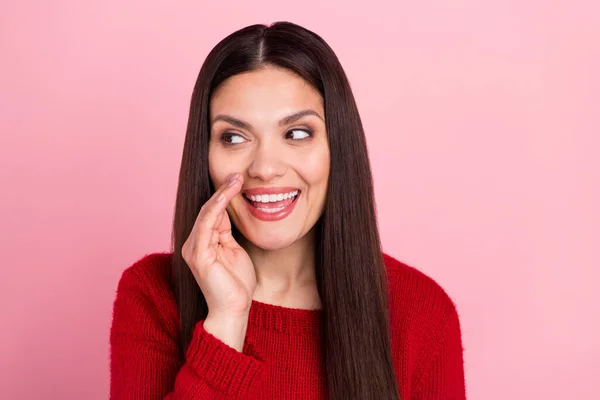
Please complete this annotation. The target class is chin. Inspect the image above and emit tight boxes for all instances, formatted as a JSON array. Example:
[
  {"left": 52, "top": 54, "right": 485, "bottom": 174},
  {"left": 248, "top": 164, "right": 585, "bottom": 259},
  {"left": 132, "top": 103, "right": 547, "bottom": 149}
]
[
  {"left": 230, "top": 203, "right": 309, "bottom": 251},
  {"left": 241, "top": 230, "right": 299, "bottom": 251}
]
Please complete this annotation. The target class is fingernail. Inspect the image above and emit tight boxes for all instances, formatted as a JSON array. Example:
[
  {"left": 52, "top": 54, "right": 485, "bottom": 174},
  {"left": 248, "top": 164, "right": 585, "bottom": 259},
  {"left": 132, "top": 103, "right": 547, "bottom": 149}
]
[{"left": 227, "top": 173, "right": 239, "bottom": 186}]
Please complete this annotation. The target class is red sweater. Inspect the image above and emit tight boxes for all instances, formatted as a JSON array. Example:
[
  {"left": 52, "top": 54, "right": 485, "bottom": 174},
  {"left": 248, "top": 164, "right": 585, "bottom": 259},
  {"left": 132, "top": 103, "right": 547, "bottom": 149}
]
[{"left": 110, "top": 252, "right": 466, "bottom": 399}]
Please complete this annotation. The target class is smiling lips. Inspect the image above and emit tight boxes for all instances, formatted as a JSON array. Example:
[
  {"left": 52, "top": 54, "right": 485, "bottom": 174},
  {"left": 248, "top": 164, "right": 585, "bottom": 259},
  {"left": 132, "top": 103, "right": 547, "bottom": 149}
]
[{"left": 242, "top": 187, "right": 300, "bottom": 221}]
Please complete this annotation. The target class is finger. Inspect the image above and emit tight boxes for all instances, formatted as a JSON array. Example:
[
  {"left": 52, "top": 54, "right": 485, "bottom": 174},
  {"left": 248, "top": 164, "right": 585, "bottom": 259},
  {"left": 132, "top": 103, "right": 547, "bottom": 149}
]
[
  {"left": 214, "top": 207, "right": 241, "bottom": 251},
  {"left": 213, "top": 210, "right": 225, "bottom": 231},
  {"left": 182, "top": 222, "right": 197, "bottom": 259},
  {"left": 218, "top": 227, "right": 241, "bottom": 249},
  {"left": 199, "top": 173, "right": 243, "bottom": 216},
  {"left": 186, "top": 174, "right": 239, "bottom": 264},
  {"left": 196, "top": 174, "right": 243, "bottom": 251},
  {"left": 192, "top": 173, "right": 240, "bottom": 232}
]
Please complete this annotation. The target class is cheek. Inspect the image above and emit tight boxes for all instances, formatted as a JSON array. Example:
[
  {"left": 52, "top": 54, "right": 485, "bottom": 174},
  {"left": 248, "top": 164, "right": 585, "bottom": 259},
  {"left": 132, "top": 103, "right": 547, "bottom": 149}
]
[
  {"left": 208, "top": 146, "right": 235, "bottom": 189},
  {"left": 298, "top": 147, "right": 330, "bottom": 187}
]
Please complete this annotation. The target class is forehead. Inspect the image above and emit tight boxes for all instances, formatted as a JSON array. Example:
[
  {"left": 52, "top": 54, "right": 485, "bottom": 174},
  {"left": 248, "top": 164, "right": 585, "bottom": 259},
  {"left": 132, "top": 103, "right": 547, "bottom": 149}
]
[{"left": 210, "top": 66, "right": 324, "bottom": 121}]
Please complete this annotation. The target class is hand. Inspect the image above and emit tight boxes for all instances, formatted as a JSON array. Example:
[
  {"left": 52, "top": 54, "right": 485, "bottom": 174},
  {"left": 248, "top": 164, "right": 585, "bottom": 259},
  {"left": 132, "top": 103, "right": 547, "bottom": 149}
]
[{"left": 182, "top": 173, "right": 257, "bottom": 319}]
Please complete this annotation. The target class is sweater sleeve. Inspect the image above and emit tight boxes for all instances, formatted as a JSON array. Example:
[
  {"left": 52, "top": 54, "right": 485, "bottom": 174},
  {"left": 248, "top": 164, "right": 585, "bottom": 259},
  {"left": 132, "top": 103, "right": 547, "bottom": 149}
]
[
  {"left": 411, "top": 309, "right": 466, "bottom": 400},
  {"left": 110, "top": 267, "right": 266, "bottom": 399}
]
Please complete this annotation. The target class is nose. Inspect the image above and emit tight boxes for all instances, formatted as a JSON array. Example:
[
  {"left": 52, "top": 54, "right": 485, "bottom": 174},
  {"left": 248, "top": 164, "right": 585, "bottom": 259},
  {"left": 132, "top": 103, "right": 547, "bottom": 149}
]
[{"left": 247, "top": 140, "right": 287, "bottom": 182}]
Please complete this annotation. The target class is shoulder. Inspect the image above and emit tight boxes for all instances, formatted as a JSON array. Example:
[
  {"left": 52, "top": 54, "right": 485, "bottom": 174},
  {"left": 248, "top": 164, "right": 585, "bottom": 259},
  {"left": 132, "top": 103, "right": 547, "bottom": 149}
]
[
  {"left": 383, "top": 252, "right": 457, "bottom": 315},
  {"left": 383, "top": 253, "right": 466, "bottom": 395},
  {"left": 116, "top": 252, "right": 174, "bottom": 294},
  {"left": 112, "top": 252, "right": 179, "bottom": 336},
  {"left": 382, "top": 252, "right": 460, "bottom": 343}
]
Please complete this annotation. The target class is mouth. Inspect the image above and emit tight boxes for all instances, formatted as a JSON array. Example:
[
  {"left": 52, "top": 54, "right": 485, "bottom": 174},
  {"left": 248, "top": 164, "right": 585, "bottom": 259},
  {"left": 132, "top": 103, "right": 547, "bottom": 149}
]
[
  {"left": 241, "top": 188, "right": 301, "bottom": 221},
  {"left": 243, "top": 190, "right": 300, "bottom": 212}
]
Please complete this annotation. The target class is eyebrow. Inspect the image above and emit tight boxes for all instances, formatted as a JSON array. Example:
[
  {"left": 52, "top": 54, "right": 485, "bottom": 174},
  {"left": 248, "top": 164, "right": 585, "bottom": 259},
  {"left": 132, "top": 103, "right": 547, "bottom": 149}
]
[
  {"left": 211, "top": 109, "right": 324, "bottom": 130},
  {"left": 278, "top": 109, "right": 324, "bottom": 126}
]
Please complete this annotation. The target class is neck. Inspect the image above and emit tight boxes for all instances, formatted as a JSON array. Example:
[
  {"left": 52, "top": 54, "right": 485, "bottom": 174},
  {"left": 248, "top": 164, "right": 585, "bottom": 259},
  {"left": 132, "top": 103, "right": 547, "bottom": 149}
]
[{"left": 240, "top": 229, "right": 320, "bottom": 308}]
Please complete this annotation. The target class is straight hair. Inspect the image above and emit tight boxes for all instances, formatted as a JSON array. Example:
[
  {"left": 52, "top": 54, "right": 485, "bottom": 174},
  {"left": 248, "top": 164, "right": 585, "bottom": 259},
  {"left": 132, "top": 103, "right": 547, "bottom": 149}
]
[{"left": 171, "top": 21, "right": 400, "bottom": 400}]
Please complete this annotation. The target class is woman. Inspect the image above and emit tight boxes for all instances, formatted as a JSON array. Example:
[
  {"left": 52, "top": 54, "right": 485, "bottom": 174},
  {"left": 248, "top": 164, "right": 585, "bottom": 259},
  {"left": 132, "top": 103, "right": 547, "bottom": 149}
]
[{"left": 110, "top": 22, "right": 466, "bottom": 400}]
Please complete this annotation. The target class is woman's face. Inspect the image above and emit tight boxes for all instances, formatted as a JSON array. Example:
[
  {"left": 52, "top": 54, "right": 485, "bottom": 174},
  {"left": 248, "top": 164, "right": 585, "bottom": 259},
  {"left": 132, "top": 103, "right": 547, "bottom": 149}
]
[{"left": 208, "top": 65, "right": 330, "bottom": 251}]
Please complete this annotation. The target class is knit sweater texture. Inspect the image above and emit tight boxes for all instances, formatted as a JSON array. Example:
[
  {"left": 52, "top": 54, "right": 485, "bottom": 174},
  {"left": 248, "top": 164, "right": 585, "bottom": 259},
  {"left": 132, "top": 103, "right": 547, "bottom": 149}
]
[{"left": 110, "top": 252, "right": 466, "bottom": 399}]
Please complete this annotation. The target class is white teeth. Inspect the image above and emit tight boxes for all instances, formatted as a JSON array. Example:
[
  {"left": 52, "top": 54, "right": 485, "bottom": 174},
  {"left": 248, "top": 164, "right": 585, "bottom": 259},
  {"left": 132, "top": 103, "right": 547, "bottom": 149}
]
[
  {"left": 257, "top": 206, "right": 285, "bottom": 213},
  {"left": 248, "top": 190, "right": 298, "bottom": 203}
]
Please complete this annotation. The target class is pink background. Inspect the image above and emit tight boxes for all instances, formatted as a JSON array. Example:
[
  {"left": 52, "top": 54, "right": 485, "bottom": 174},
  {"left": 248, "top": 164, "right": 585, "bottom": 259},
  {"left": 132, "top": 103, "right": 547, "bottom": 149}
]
[{"left": 1, "top": 1, "right": 598, "bottom": 398}]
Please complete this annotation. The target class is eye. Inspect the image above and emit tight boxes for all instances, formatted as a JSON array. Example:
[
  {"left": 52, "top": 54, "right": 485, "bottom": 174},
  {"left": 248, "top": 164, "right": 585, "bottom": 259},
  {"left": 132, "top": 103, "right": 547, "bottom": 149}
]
[
  {"left": 221, "top": 132, "right": 246, "bottom": 145},
  {"left": 285, "top": 128, "right": 313, "bottom": 140}
]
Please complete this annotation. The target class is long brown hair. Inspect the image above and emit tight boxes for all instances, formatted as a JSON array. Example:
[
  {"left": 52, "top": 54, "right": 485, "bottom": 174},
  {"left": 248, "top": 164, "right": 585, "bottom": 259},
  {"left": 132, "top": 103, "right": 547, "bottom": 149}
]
[{"left": 171, "top": 22, "right": 400, "bottom": 400}]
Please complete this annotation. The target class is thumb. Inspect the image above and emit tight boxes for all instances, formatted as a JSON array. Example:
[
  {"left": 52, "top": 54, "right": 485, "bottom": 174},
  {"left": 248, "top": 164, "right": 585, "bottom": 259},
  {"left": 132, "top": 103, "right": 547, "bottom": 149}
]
[
  {"left": 218, "top": 226, "right": 242, "bottom": 249},
  {"left": 215, "top": 209, "right": 242, "bottom": 250}
]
